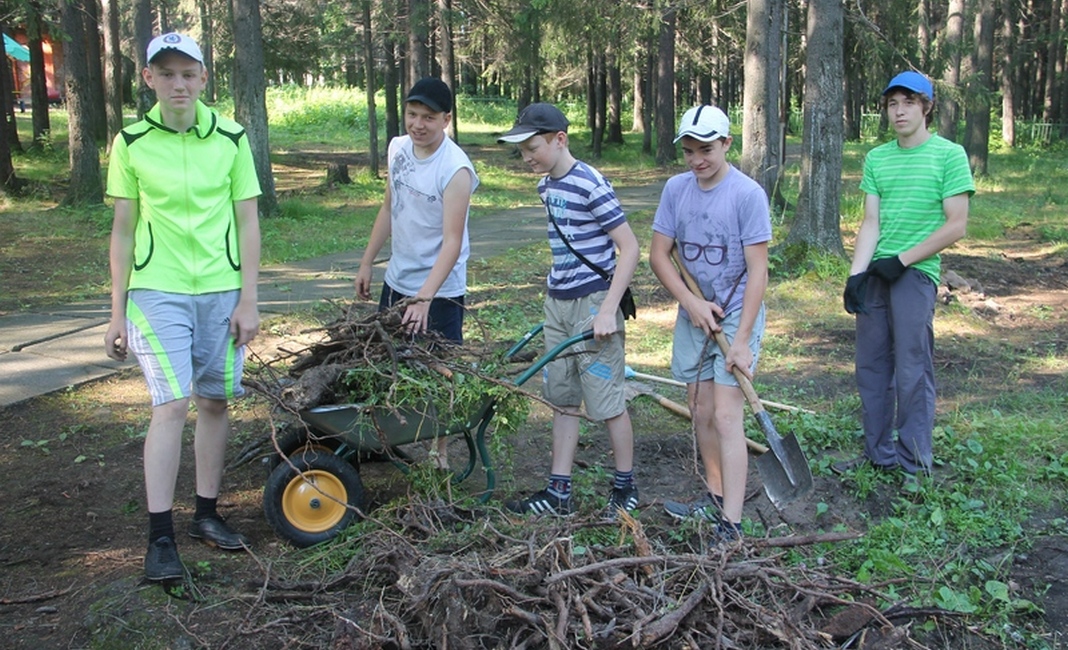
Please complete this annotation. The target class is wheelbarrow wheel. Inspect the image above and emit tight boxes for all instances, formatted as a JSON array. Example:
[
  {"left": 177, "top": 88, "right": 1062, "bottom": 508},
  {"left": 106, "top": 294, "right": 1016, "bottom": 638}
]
[
  {"left": 264, "top": 425, "right": 344, "bottom": 472},
  {"left": 263, "top": 451, "right": 365, "bottom": 548}
]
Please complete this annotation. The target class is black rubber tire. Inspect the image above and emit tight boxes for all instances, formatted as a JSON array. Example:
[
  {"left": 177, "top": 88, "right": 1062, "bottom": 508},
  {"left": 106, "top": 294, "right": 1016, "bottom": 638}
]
[
  {"left": 264, "top": 425, "right": 344, "bottom": 472},
  {"left": 263, "top": 451, "right": 366, "bottom": 548}
]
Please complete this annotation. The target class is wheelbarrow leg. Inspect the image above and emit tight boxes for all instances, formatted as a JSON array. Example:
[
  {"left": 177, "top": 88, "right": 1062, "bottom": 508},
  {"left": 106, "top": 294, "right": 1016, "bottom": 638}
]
[{"left": 474, "top": 404, "right": 497, "bottom": 503}]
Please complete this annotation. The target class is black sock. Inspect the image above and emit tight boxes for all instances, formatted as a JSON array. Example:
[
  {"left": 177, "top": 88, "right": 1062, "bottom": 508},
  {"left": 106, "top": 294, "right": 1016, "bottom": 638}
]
[
  {"left": 148, "top": 510, "right": 175, "bottom": 543},
  {"left": 194, "top": 495, "right": 218, "bottom": 521}
]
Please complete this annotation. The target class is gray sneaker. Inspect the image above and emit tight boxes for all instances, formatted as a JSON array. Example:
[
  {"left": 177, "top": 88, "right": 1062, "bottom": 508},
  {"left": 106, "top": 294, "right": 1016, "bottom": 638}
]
[
  {"left": 663, "top": 493, "right": 723, "bottom": 521},
  {"left": 601, "top": 484, "right": 640, "bottom": 521}
]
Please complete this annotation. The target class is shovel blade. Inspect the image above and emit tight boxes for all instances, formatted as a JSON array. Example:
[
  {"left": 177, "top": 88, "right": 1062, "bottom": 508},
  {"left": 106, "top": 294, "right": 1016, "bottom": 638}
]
[{"left": 755, "top": 432, "right": 814, "bottom": 508}]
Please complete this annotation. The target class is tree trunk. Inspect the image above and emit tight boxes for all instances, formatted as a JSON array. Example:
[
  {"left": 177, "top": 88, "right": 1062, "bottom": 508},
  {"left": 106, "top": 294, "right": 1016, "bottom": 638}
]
[
  {"left": 591, "top": 52, "right": 605, "bottom": 158},
  {"left": 938, "top": 0, "right": 964, "bottom": 141},
  {"left": 82, "top": 0, "right": 108, "bottom": 141},
  {"left": 363, "top": 0, "right": 379, "bottom": 176},
  {"left": 231, "top": 0, "right": 277, "bottom": 215},
  {"left": 1042, "top": 0, "right": 1064, "bottom": 123},
  {"left": 134, "top": 0, "right": 155, "bottom": 118},
  {"left": 843, "top": 18, "right": 861, "bottom": 140},
  {"left": 741, "top": 0, "right": 786, "bottom": 206},
  {"left": 438, "top": 0, "right": 457, "bottom": 142},
  {"left": 643, "top": 39, "right": 655, "bottom": 154},
  {"left": 632, "top": 52, "right": 645, "bottom": 133},
  {"left": 0, "top": 27, "right": 19, "bottom": 193},
  {"left": 103, "top": 0, "right": 123, "bottom": 149},
  {"left": 384, "top": 35, "right": 400, "bottom": 142},
  {"left": 607, "top": 48, "right": 623, "bottom": 144},
  {"left": 999, "top": 0, "right": 1016, "bottom": 146},
  {"left": 407, "top": 0, "right": 430, "bottom": 83},
  {"left": 199, "top": 0, "right": 217, "bottom": 103},
  {"left": 964, "top": 0, "right": 994, "bottom": 175},
  {"left": 789, "top": 0, "right": 845, "bottom": 256},
  {"left": 586, "top": 46, "right": 595, "bottom": 130},
  {"left": 27, "top": 1, "right": 49, "bottom": 144},
  {"left": 1, "top": 28, "right": 21, "bottom": 152},
  {"left": 655, "top": 4, "right": 677, "bottom": 165},
  {"left": 917, "top": 0, "right": 932, "bottom": 68},
  {"left": 59, "top": 0, "right": 103, "bottom": 206}
]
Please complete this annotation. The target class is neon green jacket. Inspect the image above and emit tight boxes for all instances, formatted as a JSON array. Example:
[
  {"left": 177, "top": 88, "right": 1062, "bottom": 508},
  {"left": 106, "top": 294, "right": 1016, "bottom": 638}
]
[{"left": 107, "top": 100, "right": 261, "bottom": 294}]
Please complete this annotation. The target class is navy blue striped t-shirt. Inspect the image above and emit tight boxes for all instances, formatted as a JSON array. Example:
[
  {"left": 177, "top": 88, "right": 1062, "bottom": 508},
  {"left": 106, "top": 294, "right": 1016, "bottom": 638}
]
[{"left": 538, "top": 161, "right": 627, "bottom": 299}]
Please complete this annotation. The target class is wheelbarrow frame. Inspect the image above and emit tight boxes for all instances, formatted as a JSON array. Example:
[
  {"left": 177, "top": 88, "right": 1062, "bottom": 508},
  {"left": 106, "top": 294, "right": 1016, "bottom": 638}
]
[{"left": 263, "top": 325, "right": 593, "bottom": 546}]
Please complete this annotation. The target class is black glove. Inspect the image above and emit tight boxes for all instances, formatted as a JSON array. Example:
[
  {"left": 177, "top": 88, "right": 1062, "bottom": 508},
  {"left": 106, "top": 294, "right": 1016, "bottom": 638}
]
[
  {"left": 868, "top": 256, "right": 907, "bottom": 283},
  {"left": 843, "top": 272, "right": 869, "bottom": 314}
]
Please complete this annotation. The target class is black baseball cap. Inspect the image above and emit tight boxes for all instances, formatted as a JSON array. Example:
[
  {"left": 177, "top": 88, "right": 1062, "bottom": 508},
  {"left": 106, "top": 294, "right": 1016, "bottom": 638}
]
[
  {"left": 405, "top": 78, "right": 453, "bottom": 113},
  {"left": 497, "top": 103, "right": 570, "bottom": 143}
]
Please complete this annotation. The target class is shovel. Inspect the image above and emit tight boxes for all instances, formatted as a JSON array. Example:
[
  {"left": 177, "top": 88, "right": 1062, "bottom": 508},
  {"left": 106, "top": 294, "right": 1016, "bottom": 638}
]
[
  {"left": 670, "top": 247, "right": 813, "bottom": 508},
  {"left": 624, "top": 381, "right": 769, "bottom": 454}
]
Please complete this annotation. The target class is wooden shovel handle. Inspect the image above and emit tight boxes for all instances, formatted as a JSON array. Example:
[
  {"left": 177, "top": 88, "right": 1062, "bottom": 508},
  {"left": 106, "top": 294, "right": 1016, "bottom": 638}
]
[
  {"left": 670, "top": 247, "right": 766, "bottom": 416},
  {"left": 644, "top": 388, "right": 770, "bottom": 454}
]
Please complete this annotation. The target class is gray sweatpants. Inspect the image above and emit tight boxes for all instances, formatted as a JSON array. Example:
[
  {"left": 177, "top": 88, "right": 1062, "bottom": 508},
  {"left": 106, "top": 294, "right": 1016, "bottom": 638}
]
[{"left": 854, "top": 269, "right": 937, "bottom": 474}]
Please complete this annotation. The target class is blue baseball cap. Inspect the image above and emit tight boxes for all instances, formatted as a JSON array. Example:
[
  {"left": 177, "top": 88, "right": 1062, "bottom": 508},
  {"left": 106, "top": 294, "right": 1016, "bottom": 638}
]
[{"left": 883, "top": 71, "right": 934, "bottom": 100}]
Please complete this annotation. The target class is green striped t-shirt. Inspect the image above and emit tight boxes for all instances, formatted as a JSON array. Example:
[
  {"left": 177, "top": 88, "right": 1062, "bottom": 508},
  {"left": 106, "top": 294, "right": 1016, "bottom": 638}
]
[{"left": 859, "top": 134, "right": 975, "bottom": 283}]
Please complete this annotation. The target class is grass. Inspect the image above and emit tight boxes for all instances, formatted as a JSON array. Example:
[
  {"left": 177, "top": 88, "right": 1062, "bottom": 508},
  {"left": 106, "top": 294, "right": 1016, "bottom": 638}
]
[{"left": 3, "top": 87, "right": 1067, "bottom": 647}]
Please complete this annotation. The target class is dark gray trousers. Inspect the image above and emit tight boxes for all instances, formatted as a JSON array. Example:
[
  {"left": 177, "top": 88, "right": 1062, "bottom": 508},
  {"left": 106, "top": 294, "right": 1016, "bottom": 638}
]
[{"left": 854, "top": 269, "right": 937, "bottom": 474}]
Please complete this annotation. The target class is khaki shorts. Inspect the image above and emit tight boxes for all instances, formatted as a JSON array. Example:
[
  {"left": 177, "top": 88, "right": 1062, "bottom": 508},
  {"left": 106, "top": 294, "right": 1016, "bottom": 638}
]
[
  {"left": 671, "top": 305, "right": 765, "bottom": 386},
  {"left": 542, "top": 291, "right": 627, "bottom": 421}
]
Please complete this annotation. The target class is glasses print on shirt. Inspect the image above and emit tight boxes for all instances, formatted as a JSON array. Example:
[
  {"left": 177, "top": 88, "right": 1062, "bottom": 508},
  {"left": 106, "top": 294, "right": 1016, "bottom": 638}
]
[{"left": 679, "top": 238, "right": 728, "bottom": 303}]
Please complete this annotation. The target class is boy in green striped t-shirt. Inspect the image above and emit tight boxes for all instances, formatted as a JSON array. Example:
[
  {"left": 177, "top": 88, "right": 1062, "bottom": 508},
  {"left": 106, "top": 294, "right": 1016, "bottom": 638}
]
[{"left": 837, "top": 71, "right": 975, "bottom": 479}]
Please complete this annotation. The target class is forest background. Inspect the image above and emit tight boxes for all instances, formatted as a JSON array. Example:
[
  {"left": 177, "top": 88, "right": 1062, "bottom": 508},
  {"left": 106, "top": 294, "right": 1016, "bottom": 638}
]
[{"left": 0, "top": 0, "right": 1066, "bottom": 648}]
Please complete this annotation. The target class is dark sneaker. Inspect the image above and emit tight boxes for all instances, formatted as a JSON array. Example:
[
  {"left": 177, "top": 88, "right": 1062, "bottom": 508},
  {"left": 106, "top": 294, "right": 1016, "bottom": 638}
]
[
  {"left": 188, "top": 516, "right": 249, "bottom": 550},
  {"left": 144, "top": 536, "right": 185, "bottom": 581},
  {"left": 710, "top": 520, "right": 744, "bottom": 547},
  {"left": 663, "top": 492, "right": 722, "bottom": 521},
  {"left": 601, "top": 484, "right": 640, "bottom": 521},
  {"left": 505, "top": 489, "right": 573, "bottom": 517},
  {"left": 717, "top": 518, "right": 743, "bottom": 540}
]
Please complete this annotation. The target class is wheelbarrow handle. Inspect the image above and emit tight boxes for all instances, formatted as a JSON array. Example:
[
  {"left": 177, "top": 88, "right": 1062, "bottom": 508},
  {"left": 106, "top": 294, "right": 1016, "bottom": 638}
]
[
  {"left": 510, "top": 329, "right": 594, "bottom": 388},
  {"left": 504, "top": 323, "right": 545, "bottom": 360}
]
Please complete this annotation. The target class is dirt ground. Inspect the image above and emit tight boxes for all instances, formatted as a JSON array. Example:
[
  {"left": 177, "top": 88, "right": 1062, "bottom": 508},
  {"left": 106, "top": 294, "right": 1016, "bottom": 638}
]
[{"left": 1, "top": 168, "right": 1067, "bottom": 647}]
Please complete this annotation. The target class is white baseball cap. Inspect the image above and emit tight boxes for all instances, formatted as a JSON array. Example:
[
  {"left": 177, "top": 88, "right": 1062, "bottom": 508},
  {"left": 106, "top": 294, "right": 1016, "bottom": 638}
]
[
  {"left": 147, "top": 33, "right": 203, "bottom": 64},
  {"left": 674, "top": 105, "right": 731, "bottom": 143}
]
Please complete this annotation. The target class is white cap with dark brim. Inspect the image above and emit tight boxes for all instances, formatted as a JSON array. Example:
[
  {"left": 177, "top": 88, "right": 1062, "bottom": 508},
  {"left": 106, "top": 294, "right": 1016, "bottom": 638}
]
[
  {"left": 147, "top": 33, "right": 204, "bottom": 65},
  {"left": 674, "top": 105, "right": 731, "bottom": 144}
]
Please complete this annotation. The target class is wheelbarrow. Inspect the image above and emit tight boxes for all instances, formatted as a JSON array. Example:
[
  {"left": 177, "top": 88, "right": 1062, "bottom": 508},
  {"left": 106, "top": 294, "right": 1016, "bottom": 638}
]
[{"left": 262, "top": 325, "right": 593, "bottom": 547}]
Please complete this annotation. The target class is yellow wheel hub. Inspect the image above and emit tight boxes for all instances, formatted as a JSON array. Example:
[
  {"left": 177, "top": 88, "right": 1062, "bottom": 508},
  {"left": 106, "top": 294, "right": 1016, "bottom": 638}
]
[{"left": 281, "top": 469, "right": 349, "bottom": 533}]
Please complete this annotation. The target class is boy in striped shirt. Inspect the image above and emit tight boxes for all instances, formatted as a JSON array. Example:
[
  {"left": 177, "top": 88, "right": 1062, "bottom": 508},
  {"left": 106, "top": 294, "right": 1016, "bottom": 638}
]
[
  {"left": 497, "top": 103, "right": 641, "bottom": 520},
  {"left": 839, "top": 71, "right": 975, "bottom": 479}
]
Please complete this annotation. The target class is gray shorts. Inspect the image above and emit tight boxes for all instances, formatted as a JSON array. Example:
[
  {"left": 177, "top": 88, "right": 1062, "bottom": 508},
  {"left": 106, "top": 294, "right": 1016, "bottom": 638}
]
[
  {"left": 542, "top": 291, "right": 627, "bottom": 421},
  {"left": 671, "top": 305, "right": 765, "bottom": 386},
  {"left": 126, "top": 289, "right": 246, "bottom": 406}
]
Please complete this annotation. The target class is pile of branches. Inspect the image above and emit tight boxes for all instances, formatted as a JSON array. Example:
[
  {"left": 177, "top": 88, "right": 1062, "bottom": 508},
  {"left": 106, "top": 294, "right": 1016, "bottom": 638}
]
[
  {"left": 244, "top": 300, "right": 529, "bottom": 415},
  {"left": 238, "top": 495, "right": 965, "bottom": 650}
]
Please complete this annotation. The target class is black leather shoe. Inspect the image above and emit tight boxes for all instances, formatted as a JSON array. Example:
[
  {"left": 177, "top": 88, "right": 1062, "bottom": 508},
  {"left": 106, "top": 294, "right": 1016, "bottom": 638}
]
[
  {"left": 188, "top": 516, "right": 249, "bottom": 550},
  {"left": 145, "top": 536, "right": 185, "bottom": 581}
]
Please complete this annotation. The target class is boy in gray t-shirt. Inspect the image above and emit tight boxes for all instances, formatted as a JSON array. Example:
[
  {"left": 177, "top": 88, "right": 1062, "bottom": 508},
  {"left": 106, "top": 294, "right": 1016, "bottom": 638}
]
[{"left": 649, "top": 105, "right": 772, "bottom": 543}]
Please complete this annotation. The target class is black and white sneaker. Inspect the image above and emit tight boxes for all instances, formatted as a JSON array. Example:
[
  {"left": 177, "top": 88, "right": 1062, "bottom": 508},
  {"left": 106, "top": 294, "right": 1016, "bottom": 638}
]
[
  {"left": 663, "top": 492, "right": 723, "bottom": 521},
  {"left": 505, "top": 489, "right": 573, "bottom": 516},
  {"left": 601, "top": 484, "right": 640, "bottom": 521}
]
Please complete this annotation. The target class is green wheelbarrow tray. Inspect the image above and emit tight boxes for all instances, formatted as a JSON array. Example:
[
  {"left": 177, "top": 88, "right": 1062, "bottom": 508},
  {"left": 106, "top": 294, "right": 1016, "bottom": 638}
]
[{"left": 295, "top": 325, "right": 592, "bottom": 500}]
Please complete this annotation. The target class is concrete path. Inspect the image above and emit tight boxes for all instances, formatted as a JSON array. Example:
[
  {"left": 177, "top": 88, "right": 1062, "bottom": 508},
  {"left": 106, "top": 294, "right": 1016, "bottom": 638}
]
[{"left": 0, "top": 182, "right": 665, "bottom": 407}]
